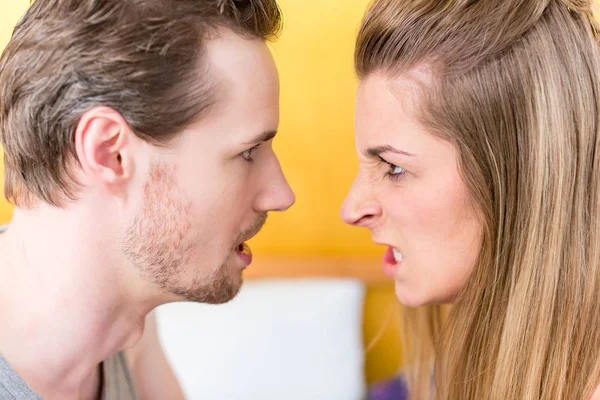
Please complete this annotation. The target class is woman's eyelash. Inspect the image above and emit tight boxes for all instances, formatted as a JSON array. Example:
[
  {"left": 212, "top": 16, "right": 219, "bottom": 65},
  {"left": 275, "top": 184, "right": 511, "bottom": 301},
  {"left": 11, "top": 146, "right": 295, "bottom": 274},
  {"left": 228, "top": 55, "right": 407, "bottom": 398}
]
[{"left": 378, "top": 157, "right": 406, "bottom": 181}]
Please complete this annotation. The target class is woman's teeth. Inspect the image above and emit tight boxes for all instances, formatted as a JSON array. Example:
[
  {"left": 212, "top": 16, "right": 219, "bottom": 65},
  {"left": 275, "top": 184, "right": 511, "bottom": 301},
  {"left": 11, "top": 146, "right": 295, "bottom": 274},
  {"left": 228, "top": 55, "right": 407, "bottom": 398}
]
[{"left": 393, "top": 248, "right": 403, "bottom": 263}]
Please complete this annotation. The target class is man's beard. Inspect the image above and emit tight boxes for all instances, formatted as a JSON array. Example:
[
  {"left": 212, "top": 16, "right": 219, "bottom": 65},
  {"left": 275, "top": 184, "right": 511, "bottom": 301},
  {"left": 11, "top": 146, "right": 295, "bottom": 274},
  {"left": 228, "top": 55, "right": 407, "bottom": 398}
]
[{"left": 121, "top": 164, "right": 267, "bottom": 304}]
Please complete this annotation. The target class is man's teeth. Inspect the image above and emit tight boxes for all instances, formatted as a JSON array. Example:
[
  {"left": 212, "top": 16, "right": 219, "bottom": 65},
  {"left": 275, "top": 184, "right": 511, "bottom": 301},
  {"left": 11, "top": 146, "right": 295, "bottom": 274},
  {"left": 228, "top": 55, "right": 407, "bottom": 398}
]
[
  {"left": 393, "top": 248, "right": 403, "bottom": 263},
  {"left": 237, "top": 242, "right": 251, "bottom": 255}
]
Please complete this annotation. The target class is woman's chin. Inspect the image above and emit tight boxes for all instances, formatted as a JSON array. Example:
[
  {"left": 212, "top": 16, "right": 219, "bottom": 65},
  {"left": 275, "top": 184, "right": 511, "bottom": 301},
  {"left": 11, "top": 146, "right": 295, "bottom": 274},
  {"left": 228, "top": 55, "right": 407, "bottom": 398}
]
[
  {"left": 394, "top": 282, "right": 426, "bottom": 307},
  {"left": 394, "top": 282, "right": 458, "bottom": 307}
]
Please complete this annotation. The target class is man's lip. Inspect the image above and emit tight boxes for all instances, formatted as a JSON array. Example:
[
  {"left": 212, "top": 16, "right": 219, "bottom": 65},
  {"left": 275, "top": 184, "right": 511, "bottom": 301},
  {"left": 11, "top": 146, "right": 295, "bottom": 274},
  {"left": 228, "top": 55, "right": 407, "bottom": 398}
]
[{"left": 236, "top": 242, "right": 253, "bottom": 267}]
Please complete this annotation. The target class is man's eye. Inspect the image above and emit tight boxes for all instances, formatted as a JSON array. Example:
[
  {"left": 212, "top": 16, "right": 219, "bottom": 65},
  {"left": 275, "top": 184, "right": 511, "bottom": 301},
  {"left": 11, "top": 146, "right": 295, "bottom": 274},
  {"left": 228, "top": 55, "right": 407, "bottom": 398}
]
[{"left": 243, "top": 145, "right": 260, "bottom": 163}]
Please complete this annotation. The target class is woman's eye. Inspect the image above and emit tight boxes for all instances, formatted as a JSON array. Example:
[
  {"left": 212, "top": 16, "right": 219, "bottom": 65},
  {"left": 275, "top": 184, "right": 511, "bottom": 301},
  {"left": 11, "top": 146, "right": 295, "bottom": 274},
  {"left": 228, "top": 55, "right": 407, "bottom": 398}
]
[
  {"left": 390, "top": 165, "right": 404, "bottom": 175},
  {"left": 379, "top": 157, "right": 406, "bottom": 181}
]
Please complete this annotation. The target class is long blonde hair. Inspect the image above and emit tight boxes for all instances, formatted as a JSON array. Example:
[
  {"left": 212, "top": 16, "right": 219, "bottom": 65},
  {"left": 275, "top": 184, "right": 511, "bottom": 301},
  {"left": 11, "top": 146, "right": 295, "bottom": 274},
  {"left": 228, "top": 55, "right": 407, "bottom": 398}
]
[{"left": 355, "top": 0, "right": 600, "bottom": 398}]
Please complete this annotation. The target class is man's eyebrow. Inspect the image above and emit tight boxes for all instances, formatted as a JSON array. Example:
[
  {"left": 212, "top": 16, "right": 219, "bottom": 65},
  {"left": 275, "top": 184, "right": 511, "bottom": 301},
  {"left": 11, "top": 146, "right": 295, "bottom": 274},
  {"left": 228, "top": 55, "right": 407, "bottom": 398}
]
[
  {"left": 366, "top": 145, "right": 416, "bottom": 158},
  {"left": 244, "top": 130, "right": 278, "bottom": 145}
]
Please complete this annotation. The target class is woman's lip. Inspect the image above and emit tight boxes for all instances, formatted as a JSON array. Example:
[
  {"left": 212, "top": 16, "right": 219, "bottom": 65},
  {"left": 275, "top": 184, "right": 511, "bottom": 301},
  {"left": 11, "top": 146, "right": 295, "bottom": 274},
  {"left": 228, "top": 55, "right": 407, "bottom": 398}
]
[{"left": 382, "top": 246, "right": 398, "bottom": 278}]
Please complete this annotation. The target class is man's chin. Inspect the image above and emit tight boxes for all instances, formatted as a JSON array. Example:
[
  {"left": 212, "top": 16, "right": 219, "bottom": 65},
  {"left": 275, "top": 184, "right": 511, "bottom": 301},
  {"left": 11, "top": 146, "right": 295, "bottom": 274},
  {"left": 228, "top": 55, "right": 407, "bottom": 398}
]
[{"left": 169, "top": 268, "right": 243, "bottom": 304}]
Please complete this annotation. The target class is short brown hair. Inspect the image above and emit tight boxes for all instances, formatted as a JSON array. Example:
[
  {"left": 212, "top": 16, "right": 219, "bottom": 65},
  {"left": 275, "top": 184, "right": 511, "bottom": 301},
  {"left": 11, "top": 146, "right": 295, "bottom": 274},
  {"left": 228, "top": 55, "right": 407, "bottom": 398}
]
[{"left": 0, "top": 0, "right": 282, "bottom": 206}]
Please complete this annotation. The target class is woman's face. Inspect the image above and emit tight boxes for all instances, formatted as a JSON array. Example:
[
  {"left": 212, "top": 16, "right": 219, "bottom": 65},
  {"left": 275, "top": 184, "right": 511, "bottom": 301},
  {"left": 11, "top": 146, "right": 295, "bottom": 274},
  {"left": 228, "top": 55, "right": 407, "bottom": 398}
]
[{"left": 341, "top": 74, "right": 483, "bottom": 306}]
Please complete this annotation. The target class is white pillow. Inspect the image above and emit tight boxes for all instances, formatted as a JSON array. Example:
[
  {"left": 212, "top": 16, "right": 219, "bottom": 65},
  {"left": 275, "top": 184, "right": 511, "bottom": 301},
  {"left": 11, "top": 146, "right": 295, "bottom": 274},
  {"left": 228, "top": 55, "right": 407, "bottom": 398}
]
[{"left": 156, "top": 279, "right": 366, "bottom": 400}]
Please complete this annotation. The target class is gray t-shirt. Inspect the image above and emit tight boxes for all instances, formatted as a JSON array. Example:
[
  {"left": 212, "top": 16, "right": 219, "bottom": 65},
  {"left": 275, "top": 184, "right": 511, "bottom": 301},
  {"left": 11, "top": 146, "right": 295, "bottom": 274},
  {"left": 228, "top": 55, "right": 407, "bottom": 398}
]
[
  {"left": 0, "top": 352, "right": 137, "bottom": 400},
  {"left": 0, "top": 354, "right": 41, "bottom": 399}
]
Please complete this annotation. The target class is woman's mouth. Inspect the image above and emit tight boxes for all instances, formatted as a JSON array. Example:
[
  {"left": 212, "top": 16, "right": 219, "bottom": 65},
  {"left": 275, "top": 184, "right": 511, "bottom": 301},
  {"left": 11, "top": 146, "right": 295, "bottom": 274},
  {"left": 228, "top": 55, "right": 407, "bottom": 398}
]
[{"left": 383, "top": 246, "right": 403, "bottom": 278}]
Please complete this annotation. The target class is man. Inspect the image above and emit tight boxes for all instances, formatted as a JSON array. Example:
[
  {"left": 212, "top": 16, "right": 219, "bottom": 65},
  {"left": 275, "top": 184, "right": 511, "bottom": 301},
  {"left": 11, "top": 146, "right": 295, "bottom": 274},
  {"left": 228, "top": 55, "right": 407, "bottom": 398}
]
[{"left": 0, "top": 0, "right": 295, "bottom": 399}]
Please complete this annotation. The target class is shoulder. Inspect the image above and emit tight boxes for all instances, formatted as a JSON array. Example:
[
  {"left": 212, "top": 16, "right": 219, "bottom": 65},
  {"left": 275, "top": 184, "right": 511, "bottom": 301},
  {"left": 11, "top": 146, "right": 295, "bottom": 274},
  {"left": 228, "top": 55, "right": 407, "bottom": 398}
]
[{"left": 367, "top": 375, "right": 409, "bottom": 400}]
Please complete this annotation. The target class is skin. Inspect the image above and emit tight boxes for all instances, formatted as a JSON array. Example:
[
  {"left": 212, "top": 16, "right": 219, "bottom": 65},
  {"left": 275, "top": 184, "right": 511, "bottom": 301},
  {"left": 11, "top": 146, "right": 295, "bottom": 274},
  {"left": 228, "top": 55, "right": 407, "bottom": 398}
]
[
  {"left": 592, "top": 385, "right": 600, "bottom": 400},
  {"left": 0, "top": 29, "right": 294, "bottom": 400},
  {"left": 341, "top": 73, "right": 482, "bottom": 307}
]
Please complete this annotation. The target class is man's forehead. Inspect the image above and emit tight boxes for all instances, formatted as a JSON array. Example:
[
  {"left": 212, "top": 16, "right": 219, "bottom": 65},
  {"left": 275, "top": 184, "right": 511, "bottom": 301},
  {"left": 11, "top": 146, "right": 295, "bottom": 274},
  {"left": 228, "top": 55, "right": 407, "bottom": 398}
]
[{"left": 204, "top": 29, "right": 279, "bottom": 89}]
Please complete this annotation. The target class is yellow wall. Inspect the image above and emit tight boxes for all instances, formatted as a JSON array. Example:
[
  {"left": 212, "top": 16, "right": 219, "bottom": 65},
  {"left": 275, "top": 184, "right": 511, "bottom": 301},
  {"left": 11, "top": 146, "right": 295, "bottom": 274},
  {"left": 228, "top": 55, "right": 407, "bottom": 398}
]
[
  {"left": 265, "top": 2, "right": 403, "bottom": 382},
  {"left": 254, "top": 0, "right": 381, "bottom": 258},
  {"left": 0, "top": 0, "right": 401, "bottom": 385}
]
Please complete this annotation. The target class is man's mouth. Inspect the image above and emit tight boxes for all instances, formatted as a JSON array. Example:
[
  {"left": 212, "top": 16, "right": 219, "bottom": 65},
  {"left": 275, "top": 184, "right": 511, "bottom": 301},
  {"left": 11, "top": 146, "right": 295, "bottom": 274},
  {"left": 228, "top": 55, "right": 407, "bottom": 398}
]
[
  {"left": 233, "top": 213, "right": 268, "bottom": 268},
  {"left": 236, "top": 242, "right": 253, "bottom": 267}
]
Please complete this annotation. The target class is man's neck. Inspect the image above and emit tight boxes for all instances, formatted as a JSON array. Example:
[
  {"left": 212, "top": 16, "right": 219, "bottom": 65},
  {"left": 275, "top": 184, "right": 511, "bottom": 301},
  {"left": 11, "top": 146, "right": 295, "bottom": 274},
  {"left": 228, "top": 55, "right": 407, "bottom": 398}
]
[{"left": 0, "top": 207, "right": 156, "bottom": 400}]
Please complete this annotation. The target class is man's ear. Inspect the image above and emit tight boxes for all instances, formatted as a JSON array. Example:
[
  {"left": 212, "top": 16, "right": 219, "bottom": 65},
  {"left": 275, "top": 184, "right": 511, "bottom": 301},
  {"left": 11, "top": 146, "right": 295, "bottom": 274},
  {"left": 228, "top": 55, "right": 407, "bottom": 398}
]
[{"left": 74, "top": 106, "right": 137, "bottom": 195}]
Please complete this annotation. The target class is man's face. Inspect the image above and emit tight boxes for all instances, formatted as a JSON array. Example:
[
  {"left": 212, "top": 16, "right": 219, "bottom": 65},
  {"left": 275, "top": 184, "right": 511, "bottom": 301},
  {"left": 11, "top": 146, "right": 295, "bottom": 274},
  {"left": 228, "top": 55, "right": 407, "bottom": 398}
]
[{"left": 121, "top": 31, "right": 295, "bottom": 304}]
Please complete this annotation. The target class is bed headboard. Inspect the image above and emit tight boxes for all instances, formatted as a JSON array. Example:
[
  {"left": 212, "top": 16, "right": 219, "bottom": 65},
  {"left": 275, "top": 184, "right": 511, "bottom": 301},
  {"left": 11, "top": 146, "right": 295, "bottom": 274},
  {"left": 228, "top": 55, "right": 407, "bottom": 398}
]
[{"left": 246, "top": 256, "right": 402, "bottom": 385}]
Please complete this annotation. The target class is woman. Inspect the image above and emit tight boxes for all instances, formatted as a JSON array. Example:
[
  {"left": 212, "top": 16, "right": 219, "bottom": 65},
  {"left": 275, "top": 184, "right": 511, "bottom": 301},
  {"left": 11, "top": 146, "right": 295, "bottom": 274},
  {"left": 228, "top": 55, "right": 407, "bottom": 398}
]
[{"left": 341, "top": 0, "right": 600, "bottom": 399}]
